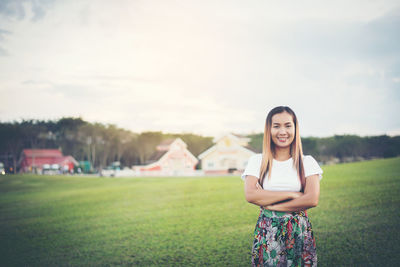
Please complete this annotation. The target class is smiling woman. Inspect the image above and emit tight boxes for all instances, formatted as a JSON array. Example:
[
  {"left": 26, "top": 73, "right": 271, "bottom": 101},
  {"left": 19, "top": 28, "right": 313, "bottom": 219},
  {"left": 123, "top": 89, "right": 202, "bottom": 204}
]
[{"left": 241, "top": 106, "right": 323, "bottom": 267}]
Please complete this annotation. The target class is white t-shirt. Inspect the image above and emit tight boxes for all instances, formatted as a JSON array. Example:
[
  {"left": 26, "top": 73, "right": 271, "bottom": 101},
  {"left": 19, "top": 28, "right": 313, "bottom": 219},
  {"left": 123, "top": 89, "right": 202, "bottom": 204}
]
[{"left": 241, "top": 154, "right": 323, "bottom": 192}]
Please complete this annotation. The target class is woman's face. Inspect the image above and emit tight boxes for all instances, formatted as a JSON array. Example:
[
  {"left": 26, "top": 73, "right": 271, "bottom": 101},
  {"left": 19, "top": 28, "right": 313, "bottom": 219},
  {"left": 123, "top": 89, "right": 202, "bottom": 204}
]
[{"left": 270, "top": 111, "right": 295, "bottom": 148}]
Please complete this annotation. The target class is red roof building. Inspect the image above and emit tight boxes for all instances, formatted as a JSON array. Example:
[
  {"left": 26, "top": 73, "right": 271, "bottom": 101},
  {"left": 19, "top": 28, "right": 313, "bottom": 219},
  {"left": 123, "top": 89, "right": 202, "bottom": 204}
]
[{"left": 19, "top": 149, "right": 79, "bottom": 173}]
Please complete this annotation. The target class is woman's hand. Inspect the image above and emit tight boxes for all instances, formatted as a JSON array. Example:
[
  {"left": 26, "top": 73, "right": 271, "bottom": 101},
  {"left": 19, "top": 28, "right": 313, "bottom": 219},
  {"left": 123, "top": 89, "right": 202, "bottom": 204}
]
[
  {"left": 265, "top": 204, "right": 274, "bottom": 210},
  {"left": 255, "top": 182, "right": 262, "bottom": 190}
]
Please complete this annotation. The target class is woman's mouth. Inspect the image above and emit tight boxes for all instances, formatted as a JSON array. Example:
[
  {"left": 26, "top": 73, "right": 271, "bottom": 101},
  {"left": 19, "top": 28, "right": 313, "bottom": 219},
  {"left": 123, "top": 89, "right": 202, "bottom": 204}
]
[{"left": 278, "top": 137, "right": 287, "bottom": 142}]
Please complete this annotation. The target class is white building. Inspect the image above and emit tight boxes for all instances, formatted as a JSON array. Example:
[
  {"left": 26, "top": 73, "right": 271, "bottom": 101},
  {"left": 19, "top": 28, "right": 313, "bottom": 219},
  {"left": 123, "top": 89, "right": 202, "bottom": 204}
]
[{"left": 198, "top": 133, "right": 257, "bottom": 175}]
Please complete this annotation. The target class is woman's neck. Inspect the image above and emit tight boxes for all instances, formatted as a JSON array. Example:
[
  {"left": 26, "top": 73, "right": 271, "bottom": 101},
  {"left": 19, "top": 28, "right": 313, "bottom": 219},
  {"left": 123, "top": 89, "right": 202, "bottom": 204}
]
[{"left": 274, "top": 147, "right": 291, "bottom": 161}]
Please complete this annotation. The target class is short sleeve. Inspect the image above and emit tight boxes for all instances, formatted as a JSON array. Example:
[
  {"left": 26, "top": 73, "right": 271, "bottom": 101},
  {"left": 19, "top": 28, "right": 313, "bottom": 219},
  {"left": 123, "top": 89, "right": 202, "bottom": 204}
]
[
  {"left": 241, "top": 154, "right": 262, "bottom": 181},
  {"left": 303, "top": 155, "right": 323, "bottom": 180}
]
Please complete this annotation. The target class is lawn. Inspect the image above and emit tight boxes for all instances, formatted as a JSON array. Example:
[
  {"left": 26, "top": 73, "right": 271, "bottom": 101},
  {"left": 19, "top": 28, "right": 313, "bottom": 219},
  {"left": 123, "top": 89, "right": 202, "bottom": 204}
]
[{"left": 0, "top": 157, "right": 399, "bottom": 266}]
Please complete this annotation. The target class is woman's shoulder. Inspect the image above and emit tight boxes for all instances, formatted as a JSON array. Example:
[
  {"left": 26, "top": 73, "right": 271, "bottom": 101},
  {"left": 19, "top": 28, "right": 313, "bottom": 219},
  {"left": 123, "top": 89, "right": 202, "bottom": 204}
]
[
  {"left": 241, "top": 154, "right": 262, "bottom": 180},
  {"left": 303, "top": 155, "right": 317, "bottom": 163},
  {"left": 245, "top": 153, "right": 262, "bottom": 166},
  {"left": 302, "top": 155, "right": 321, "bottom": 170},
  {"left": 302, "top": 155, "right": 323, "bottom": 178}
]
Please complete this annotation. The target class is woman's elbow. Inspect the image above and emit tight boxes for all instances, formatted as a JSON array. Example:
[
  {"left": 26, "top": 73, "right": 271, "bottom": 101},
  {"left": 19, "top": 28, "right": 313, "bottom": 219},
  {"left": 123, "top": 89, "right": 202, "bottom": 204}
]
[
  {"left": 309, "top": 197, "right": 319, "bottom": 208},
  {"left": 244, "top": 190, "right": 256, "bottom": 204},
  {"left": 245, "top": 193, "right": 254, "bottom": 203}
]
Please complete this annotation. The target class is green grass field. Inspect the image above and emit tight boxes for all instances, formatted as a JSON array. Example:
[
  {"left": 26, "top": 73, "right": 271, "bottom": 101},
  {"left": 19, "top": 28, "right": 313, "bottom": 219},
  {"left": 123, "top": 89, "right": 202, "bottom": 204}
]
[{"left": 1, "top": 158, "right": 399, "bottom": 266}]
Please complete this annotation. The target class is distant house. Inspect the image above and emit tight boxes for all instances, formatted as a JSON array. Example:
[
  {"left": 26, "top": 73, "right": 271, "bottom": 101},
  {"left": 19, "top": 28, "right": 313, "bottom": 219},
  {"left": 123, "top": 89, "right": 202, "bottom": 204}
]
[
  {"left": 19, "top": 149, "right": 79, "bottom": 174},
  {"left": 198, "top": 133, "right": 256, "bottom": 175},
  {"left": 133, "top": 138, "right": 199, "bottom": 176}
]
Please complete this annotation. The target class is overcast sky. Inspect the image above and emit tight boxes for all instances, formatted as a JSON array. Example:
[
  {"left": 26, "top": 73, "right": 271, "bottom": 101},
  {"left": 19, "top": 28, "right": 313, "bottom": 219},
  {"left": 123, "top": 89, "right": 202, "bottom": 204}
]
[{"left": 0, "top": 0, "right": 399, "bottom": 137}]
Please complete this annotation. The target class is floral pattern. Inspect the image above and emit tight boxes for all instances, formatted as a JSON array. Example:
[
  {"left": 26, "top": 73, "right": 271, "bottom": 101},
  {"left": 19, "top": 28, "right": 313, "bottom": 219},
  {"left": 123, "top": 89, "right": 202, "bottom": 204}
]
[{"left": 251, "top": 208, "right": 317, "bottom": 267}]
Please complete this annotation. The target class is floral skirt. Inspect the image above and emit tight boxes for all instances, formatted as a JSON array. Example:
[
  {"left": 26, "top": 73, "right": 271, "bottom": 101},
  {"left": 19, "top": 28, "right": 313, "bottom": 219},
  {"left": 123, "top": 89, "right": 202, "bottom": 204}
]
[{"left": 251, "top": 208, "right": 317, "bottom": 267}]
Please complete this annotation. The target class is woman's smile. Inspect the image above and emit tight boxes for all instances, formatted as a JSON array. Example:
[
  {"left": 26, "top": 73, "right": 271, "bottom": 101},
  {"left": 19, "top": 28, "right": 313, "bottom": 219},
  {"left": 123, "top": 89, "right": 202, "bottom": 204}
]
[
  {"left": 273, "top": 135, "right": 293, "bottom": 147},
  {"left": 277, "top": 137, "right": 288, "bottom": 142}
]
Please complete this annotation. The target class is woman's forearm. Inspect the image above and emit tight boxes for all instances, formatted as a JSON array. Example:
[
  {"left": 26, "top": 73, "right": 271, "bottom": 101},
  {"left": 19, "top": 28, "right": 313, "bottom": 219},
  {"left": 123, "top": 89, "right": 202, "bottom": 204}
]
[
  {"left": 266, "top": 193, "right": 318, "bottom": 212},
  {"left": 245, "top": 189, "right": 299, "bottom": 206},
  {"left": 267, "top": 175, "right": 320, "bottom": 212}
]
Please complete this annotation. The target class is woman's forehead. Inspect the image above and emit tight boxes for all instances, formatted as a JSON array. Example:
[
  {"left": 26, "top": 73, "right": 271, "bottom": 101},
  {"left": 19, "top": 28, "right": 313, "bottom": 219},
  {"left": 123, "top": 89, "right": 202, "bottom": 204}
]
[{"left": 271, "top": 112, "right": 293, "bottom": 123}]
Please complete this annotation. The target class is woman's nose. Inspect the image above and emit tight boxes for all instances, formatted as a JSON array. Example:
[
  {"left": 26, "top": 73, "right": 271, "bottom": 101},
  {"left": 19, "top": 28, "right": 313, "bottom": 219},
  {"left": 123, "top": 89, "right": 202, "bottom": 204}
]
[{"left": 278, "top": 128, "right": 286, "bottom": 134}]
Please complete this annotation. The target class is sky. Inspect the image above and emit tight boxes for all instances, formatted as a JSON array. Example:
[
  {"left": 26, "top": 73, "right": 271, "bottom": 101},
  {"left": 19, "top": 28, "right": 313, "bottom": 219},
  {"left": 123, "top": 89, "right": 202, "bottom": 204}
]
[{"left": 0, "top": 0, "right": 399, "bottom": 138}]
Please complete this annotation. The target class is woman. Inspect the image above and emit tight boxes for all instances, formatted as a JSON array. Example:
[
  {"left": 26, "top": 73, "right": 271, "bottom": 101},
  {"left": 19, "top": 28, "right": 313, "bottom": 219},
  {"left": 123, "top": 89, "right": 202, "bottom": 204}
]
[{"left": 242, "top": 106, "right": 323, "bottom": 267}]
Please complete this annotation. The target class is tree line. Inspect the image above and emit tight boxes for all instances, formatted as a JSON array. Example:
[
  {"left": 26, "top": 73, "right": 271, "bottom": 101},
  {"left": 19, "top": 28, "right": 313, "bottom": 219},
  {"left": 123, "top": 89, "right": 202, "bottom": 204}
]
[
  {"left": 1, "top": 118, "right": 399, "bottom": 173},
  {"left": 0, "top": 118, "right": 213, "bottom": 173},
  {"left": 247, "top": 133, "right": 400, "bottom": 163}
]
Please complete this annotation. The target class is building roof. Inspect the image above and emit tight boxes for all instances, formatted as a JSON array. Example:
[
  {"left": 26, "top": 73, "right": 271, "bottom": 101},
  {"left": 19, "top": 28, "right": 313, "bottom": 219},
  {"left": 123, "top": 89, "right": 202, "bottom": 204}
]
[
  {"left": 147, "top": 150, "right": 168, "bottom": 163},
  {"left": 148, "top": 138, "right": 187, "bottom": 162},
  {"left": 135, "top": 138, "right": 198, "bottom": 170},
  {"left": 22, "top": 149, "right": 63, "bottom": 157},
  {"left": 20, "top": 149, "right": 79, "bottom": 167},
  {"left": 199, "top": 133, "right": 256, "bottom": 159}
]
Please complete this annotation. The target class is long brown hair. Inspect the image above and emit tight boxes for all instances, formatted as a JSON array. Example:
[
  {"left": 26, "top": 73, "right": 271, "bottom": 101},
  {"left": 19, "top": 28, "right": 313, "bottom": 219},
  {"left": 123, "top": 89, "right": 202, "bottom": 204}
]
[{"left": 259, "top": 106, "right": 306, "bottom": 191}]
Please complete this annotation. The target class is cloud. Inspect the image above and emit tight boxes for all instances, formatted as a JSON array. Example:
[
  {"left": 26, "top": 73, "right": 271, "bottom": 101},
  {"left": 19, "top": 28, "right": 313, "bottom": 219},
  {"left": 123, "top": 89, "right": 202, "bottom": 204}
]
[
  {"left": 0, "top": 0, "right": 55, "bottom": 55},
  {"left": 0, "top": 28, "right": 11, "bottom": 40},
  {"left": 0, "top": 47, "right": 7, "bottom": 56},
  {"left": 0, "top": 28, "right": 11, "bottom": 56},
  {"left": 0, "top": 0, "right": 26, "bottom": 20},
  {"left": 363, "top": 8, "right": 400, "bottom": 58},
  {"left": 0, "top": 0, "right": 54, "bottom": 21},
  {"left": 270, "top": 7, "right": 398, "bottom": 65}
]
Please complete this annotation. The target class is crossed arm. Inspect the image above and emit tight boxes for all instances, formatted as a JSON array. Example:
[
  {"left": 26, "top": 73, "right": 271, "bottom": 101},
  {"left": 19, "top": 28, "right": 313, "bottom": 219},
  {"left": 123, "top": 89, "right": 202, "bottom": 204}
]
[{"left": 244, "top": 174, "right": 320, "bottom": 212}]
